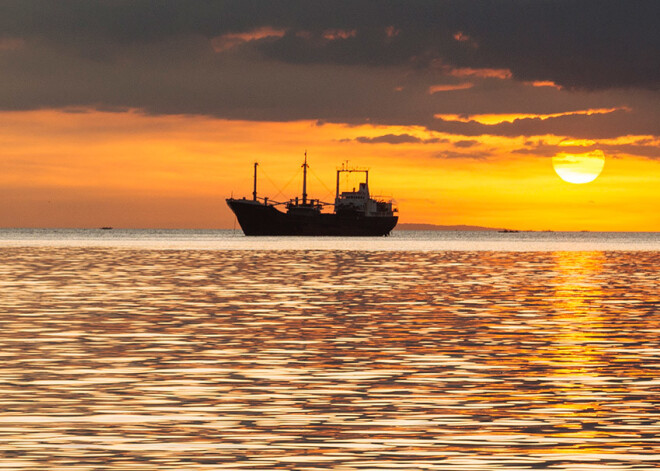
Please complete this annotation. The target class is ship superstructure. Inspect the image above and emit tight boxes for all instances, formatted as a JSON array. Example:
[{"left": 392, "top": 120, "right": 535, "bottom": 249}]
[{"left": 226, "top": 154, "right": 398, "bottom": 236}]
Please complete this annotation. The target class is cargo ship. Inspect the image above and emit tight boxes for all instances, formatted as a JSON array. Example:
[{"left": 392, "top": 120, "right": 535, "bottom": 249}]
[{"left": 226, "top": 154, "right": 398, "bottom": 236}]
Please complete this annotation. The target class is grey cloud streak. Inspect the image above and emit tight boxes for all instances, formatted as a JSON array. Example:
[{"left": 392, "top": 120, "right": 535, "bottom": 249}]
[
  {"left": 513, "top": 140, "right": 660, "bottom": 160},
  {"left": 352, "top": 134, "right": 442, "bottom": 144},
  {"left": 430, "top": 109, "right": 660, "bottom": 140},
  {"left": 0, "top": 0, "right": 659, "bottom": 143}
]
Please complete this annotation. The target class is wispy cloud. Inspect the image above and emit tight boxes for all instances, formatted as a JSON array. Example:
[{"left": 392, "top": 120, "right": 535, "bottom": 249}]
[
  {"left": 514, "top": 137, "right": 660, "bottom": 160},
  {"left": 446, "top": 67, "right": 511, "bottom": 79},
  {"left": 211, "top": 27, "right": 286, "bottom": 52},
  {"left": 322, "top": 29, "right": 357, "bottom": 41},
  {"left": 351, "top": 133, "right": 440, "bottom": 144},
  {"left": 526, "top": 80, "right": 562, "bottom": 90},
  {"left": 429, "top": 83, "right": 474, "bottom": 94},
  {"left": 435, "top": 107, "right": 628, "bottom": 125},
  {"left": 453, "top": 140, "right": 479, "bottom": 148}
]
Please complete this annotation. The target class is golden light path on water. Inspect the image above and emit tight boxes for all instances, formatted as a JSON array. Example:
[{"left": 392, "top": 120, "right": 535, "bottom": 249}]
[{"left": 0, "top": 248, "right": 658, "bottom": 470}]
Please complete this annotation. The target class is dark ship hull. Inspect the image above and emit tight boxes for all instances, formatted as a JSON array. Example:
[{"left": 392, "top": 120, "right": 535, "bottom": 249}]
[{"left": 227, "top": 198, "right": 398, "bottom": 236}]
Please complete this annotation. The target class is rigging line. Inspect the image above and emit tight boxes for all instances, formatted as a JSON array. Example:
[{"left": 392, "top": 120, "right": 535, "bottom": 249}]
[
  {"left": 263, "top": 166, "right": 302, "bottom": 200},
  {"left": 261, "top": 166, "right": 300, "bottom": 199},
  {"left": 307, "top": 168, "right": 335, "bottom": 203},
  {"left": 309, "top": 167, "right": 335, "bottom": 196},
  {"left": 260, "top": 169, "right": 285, "bottom": 197},
  {"left": 314, "top": 185, "right": 335, "bottom": 202},
  {"left": 279, "top": 167, "right": 303, "bottom": 198}
]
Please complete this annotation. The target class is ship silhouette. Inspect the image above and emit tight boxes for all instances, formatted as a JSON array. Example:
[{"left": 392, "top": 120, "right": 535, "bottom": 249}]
[{"left": 226, "top": 153, "right": 398, "bottom": 236}]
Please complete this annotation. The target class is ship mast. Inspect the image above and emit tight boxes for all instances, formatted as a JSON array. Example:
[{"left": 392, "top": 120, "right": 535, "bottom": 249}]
[
  {"left": 301, "top": 151, "right": 308, "bottom": 205},
  {"left": 252, "top": 161, "right": 258, "bottom": 201}
]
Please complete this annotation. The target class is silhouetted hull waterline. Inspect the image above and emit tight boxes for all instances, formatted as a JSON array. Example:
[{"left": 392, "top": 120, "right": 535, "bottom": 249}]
[{"left": 227, "top": 198, "right": 398, "bottom": 236}]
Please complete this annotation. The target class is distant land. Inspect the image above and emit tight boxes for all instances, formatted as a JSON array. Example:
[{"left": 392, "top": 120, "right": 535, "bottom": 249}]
[{"left": 395, "top": 223, "right": 506, "bottom": 231}]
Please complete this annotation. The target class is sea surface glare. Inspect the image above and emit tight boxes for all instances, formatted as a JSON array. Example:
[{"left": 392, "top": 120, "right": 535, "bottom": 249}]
[{"left": 0, "top": 231, "right": 658, "bottom": 470}]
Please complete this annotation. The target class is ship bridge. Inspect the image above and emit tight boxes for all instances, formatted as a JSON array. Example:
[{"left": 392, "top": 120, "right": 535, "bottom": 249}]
[{"left": 335, "top": 166, "right": 395, "bottom": 217}]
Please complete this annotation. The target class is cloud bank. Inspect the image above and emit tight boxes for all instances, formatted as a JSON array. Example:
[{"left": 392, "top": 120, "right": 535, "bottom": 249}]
[{"left": 1, "top": 0, "right": 658, "bottom": 141}]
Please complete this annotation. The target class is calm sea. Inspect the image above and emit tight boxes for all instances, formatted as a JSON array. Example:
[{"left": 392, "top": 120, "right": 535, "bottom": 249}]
[{"left": 0, "top": 230, "right": 658, "bottom": 470}]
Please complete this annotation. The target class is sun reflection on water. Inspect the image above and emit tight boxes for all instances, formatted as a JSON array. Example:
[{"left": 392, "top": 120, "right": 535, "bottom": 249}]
[{"left": 549, "top": 251, "right": 607, "bottom": 368}]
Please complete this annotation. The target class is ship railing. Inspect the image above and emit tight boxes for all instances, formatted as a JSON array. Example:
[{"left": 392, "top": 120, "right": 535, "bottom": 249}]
[
  {"left": 285, "top": 198, "right": 335, "bottom": 210},
  {"left": 245, "top": 196, "right": 336, "bottom": 209},
  {"left": 239, "top": 196, "right": 287, "bottom": 206}
]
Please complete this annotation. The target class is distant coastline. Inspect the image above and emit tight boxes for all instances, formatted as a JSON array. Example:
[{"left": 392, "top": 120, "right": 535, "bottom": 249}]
[{"left": 395, "top": 223, "right": 506, "bottom": 231}]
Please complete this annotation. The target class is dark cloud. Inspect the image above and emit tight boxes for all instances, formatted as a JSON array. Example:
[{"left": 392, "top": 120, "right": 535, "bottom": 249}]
[
  {"left": 433, "top": 149, "right": 491, "bottom": 160},
  {"left": 2, "top": 0, "right": 657, "bottom": 90},
  {"left": 0, "top": 0, "right": 658, "bottom": 140},
  {"left": 430, "top": 108, "right": 660, "bottom": 140},
  {"left": 353, "top": 134, "right": 439, "bottom": 144},
  {"left": 601, "top": 143, "right": 660, "bottom": 160},
  {"left": 453, "top": 140, "right": 478, "bottom": 148},
  {"left": 257, "top": 2, "right": 660, "bottom": 91},
  {"left": 512, "top": 139, "right": 660, "bottom": 160}
]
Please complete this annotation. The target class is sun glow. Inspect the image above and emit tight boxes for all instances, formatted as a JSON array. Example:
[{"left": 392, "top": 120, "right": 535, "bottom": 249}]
[
  {"left": 552, "top": 150, "right": 606, "bottom": 184},
  {"left": 0, "top": 109, "right": 658, "bottom": 231}
]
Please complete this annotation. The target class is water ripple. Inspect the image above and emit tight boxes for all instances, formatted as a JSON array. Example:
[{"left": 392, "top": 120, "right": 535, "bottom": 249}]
[{"left": 0, "top": 249, "right": 658, "bottom": 469}]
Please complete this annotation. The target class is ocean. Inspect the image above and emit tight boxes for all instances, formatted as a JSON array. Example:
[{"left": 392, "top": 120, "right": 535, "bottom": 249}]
[{"left": 0, "top": 230, "right": 658, "bottom": 470}]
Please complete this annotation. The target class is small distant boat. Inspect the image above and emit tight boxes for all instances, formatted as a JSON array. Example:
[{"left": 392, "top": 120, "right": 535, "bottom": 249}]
[
  {"left": 498, "top": 229, "right": 519, "bottom": 233},
  {"left": 99, "top": 227, "right": 113, "bottom": 230},
  {"left": 226, "top": 153, "right": 398, "bottom": 236}
]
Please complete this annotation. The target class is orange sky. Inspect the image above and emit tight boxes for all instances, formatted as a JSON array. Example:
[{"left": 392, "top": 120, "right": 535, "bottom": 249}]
[
  {"left": 1, "top": 3, "right": 658, "bottom": 232},
  {"left": 1, "top": 109, "right": 658, "bottom": 231}
]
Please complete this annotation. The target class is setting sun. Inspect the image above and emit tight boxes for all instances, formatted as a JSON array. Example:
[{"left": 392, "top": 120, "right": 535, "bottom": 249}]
[{"left": 552, "top": 150, "right": 606, "bottom": 184}]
